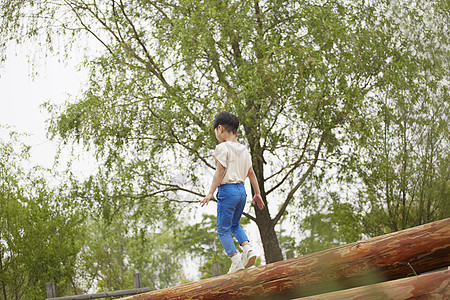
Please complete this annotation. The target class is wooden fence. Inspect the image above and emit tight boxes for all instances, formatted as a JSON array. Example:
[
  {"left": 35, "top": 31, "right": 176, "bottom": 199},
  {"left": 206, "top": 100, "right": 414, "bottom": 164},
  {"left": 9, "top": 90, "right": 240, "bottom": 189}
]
[{"left": 46, "top": 273, "right": 150, "bottom": 300}]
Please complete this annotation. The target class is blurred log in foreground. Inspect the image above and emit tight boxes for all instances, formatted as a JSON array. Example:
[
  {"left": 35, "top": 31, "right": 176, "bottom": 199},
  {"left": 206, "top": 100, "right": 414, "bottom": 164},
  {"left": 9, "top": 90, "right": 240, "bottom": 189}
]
[
  {"left": 296, "top": 269, "right": 450, "bottom": 300},
  {"left": 121, "top": 218, "right": 450, "bottom": 300}
]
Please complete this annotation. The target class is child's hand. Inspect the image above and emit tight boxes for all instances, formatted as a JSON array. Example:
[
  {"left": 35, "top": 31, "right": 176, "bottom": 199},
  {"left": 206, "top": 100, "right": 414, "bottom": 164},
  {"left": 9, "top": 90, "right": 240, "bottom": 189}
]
[
  {"left": 252, "top": 194, "right": 265, "bottom": 210},
  {"left": 200, "top": 193, "right": 213, "bottom": 207}
]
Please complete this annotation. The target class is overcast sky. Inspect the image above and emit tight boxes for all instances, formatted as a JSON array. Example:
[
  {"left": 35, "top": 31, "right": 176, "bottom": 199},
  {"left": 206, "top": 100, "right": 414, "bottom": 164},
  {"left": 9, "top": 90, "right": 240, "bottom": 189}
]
[{"left": 0, "top": 44, "right": 93, "bottom": 172}]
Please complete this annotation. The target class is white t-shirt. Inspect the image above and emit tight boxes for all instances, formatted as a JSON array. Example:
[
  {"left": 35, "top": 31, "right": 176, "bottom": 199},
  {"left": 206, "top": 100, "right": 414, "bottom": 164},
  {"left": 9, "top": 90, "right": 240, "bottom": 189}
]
[{"left": 213, "top": 142, "right": 252, "bottom": 185}]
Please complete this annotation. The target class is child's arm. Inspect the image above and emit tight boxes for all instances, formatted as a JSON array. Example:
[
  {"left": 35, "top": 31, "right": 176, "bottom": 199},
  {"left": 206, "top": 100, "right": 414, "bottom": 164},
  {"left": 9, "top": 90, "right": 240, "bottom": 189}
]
[
  {"left": 200, "top": 160, "right": 226, "bottom": 207},
  {"left": 247, "top": 166, "right": 265, "bottom": 210}
]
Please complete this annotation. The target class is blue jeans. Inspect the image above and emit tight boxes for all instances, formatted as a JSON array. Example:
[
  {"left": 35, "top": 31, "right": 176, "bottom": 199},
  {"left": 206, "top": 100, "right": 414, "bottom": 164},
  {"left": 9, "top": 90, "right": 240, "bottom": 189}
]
[{"left": 216, "top": 183, "right": 249, "bottom": 257}]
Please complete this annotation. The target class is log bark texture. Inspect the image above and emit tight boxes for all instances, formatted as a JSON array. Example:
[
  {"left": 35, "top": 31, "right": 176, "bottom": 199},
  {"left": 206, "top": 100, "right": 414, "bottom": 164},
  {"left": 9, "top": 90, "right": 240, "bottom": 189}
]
[
  {"left": 121, "top": 218, "right": 450, "bottom": 300},
  {"left": 295, "top": 269, "right": 450, "bottom": 300}
]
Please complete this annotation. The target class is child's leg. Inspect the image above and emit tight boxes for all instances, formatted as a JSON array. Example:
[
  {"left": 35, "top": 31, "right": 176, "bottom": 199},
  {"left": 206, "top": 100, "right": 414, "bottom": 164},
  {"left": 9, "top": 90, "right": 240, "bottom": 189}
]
[
  {"left": 217, "top": 202, "right": 238, "bottom": 257},
  {"left": 229, "top": 183, "right": 257, "bottom": 268},
  {"left": 230, "top": 204, "right": 249, "bottom": 246},
  {"left": 217, "top": 185, "right": 246, "bottom": 274},
  {"left": 216, "top": 186, "right": 240, "bottom": 257},
  {"left": 230, "top": 183, "right": 249, "bottom": 245}
]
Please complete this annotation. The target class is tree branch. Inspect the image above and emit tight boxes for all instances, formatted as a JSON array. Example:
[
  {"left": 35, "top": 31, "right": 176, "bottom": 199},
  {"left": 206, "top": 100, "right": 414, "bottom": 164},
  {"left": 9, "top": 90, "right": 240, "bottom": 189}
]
[
  {"left": 243, "top": 212, "right": 257, "bottom": 222},
  {"left": 140, "top": 98, "right": 215, "bottom": 170},
  {"left": 74, "top": 0, "right": 166, "bottom": 86},
  {"left": 63, "top": 0, "right": 115, "bottom": 57},
  {"left": 261, "top": 100, "right": 289, "bottom": 152},
  {"left": 147, "top": 0, "right": 173, "bottom": 26},
  {"left": 273, "top": 130, "right": 327, "bottom": 226},
  {"left": 265, "top": 125, "right": 314, "bottom": 195},
  {"left": 150, "top": 179, "right": 205, "bottom": 198},
  {"left": 118, "top": 0, "right": 170, "bottom": 88},
  {"left": 168, "top": 126, "right": 216, "bottom": 170}
]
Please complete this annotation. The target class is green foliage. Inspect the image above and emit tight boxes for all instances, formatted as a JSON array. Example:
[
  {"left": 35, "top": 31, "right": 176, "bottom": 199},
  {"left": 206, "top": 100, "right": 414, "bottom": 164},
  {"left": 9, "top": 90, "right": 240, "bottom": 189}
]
[
  {"left": 1, "top": 0, "right": 448, "bottom": 282},
  {"left": 77, "top": 216, "right": 187, "bottom": 292},
  {"left": 39, "top": 0, "right": 441, "bottom": 262},
  {"left": 282, "top": 184, "right": 365, "bottom": 256},
  {"left": 352, "top": 87, "right": 449, "bottom": 235},
  {"left": 175, "top": 214, "right": 233, "bottom": 279},
  {"left": 63, "top": 157, "right": 191, "bottom": 292},
  {"left": 345, "top": 0, "right": 450, "bottom": 235},
  {"left": 175, "top": 214, "right": 262, "bottom": 278},
  {"left": 298, "top": 201, "right": 363, "bottom": 254},
  {"left": 0, "top": 132, "right": 84, "bottom": 299},
  {"left": 284, "top": 0, "right": 449, "bottom": 254}
]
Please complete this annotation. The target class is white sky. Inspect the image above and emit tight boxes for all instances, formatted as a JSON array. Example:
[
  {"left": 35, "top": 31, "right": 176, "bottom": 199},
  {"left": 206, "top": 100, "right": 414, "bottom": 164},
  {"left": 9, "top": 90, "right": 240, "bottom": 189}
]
[{"left": 0, "top": 44, "right": 96, "bottom": 174}]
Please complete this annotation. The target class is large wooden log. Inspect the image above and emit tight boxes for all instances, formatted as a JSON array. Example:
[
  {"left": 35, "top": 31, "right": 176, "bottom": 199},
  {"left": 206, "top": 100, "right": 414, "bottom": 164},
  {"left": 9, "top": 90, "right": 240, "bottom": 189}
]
[
  {"left": 122, "top": 218, "right": 450, "bottom": 300},
  {"left": 295, "top": 269, "right": 450, "bottom": 300}
]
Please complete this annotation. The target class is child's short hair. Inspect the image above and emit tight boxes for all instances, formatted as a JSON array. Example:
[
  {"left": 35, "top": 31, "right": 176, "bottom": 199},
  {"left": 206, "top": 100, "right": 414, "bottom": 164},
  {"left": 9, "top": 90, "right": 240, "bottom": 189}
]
[{"left": 213, "top": 112, "right": 239, "bottom": 134}]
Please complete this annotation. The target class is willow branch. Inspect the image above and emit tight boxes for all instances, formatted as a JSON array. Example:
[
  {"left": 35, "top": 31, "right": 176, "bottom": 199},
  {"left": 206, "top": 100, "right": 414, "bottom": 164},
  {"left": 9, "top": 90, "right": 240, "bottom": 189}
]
[
  {"left": 273, "top": 130, "right": 327, "bottom": 226},
  {"left": 265, "top": 125, "right": 313, "bottom": 195}
]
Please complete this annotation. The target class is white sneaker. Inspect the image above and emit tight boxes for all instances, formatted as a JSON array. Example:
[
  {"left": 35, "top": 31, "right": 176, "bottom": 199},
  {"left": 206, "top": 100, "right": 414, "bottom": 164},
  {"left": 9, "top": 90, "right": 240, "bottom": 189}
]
[
  {"left": 242, "top": 249, "right": 257, "bottom": 268},
  {"left": 227, "top": 259, "right": 245, "bottom": 274}
]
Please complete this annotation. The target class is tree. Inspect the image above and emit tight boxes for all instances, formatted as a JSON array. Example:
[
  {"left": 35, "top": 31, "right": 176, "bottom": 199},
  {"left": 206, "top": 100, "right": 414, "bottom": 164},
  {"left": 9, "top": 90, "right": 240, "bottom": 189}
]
[
  {"left": 0, "top": 129, "right": 186, "bottom": 299},
  {"left": 66, "top": 169, "right": 191, "bottom": 292},
  {"left": 77, "top": 217, "right": 187, "bottom": 292},
  {"left": 344, "top": 0, "right": 449, "bottom": 236},
  {"left": 1, "top": 0, "right": 447, "bottom": 264},
  {"left": 0, "top": 131, "right": 84, "bottom": 299},
  {"left": 353, "top": 92, "right": 449, "bottom": 236},
  {"left": 285, "top": 0, "right": 449, "bottom": 254}
]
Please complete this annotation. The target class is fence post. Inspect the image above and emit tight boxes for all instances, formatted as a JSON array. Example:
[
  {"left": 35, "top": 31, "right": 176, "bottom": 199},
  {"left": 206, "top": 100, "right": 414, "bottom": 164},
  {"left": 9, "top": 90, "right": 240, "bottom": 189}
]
[
  {"left": 286, "top": 251, "right": 294, "bottom": 259},
  {"left": 212, "top": 263, "right": 221, "bottom": 276},
  {"left": 133, "top": 273, "right": 142, "bottom": 289},
  {"left": 46, "top": 282, "right": 56, "bottom": 298}
]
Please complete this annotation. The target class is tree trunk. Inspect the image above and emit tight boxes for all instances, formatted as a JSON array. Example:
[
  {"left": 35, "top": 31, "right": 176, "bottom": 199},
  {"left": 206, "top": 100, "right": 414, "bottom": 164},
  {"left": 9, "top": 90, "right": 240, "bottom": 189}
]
[
  {"left": 254, "top": 205, "right": 283, "bottom": 263},
  {"left": 121, "top": 218, "right": 450, "bottom": 300},
  {"left": 295, "top": 269, "right": 449, "bottom": 300},
  {"left": 245, "top": 122, "right": 283, "bottom": 263},
  {"left": 253, "top": 157, "right": 283, "bottom": 263}
]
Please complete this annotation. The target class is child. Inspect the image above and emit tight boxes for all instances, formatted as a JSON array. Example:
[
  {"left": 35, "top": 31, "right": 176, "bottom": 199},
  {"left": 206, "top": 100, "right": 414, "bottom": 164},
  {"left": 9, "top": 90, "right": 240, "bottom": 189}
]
[{"left": 200, "top": 112, "right": 265, "bottom": 274}]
